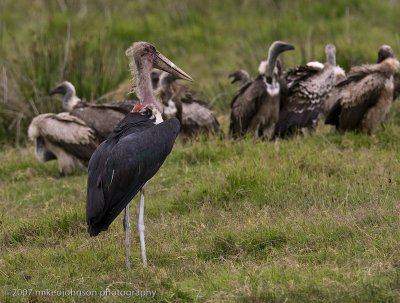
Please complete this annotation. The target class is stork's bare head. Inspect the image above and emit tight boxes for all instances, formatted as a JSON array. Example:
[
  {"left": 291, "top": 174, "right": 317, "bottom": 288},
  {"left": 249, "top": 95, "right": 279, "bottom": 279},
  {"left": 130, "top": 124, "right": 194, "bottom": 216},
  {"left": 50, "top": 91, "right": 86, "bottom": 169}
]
[
  {"left": 125, "top": 42, "right": 192, "bottom": 82},
  {"left": 377, "top": 45, "right": 395, "bottom": 63}
]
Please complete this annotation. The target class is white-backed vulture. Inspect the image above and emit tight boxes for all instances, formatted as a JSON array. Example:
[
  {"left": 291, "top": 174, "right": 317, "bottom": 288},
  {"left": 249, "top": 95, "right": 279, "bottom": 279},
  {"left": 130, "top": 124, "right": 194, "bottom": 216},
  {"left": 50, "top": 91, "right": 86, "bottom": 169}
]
[
  {"left": 229, "top": 41, "right": 295, "bottom": 140},
  {"left": 274, "top": 44, "right": 342, "bottom": 138},
  {"left": 325, "top": 54, "right": 400, "bottom": 134},
  {"left": 156, "top": 72, "right": 223, "bottom": 138},
  {"left": 50, "top": 81, "right": 134, "bottom": 141},
  {"left": 28, "top": 113, "right": 98, "bottom": 175}
]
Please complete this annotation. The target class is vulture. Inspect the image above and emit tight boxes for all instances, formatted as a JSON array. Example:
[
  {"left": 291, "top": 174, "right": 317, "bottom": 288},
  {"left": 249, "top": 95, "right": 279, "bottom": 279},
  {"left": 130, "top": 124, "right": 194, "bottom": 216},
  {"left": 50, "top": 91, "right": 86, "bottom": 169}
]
[
  {"left": 86, "top": 41, "right": 192, "bottom": 268},
  {"left": 325, "top": 47, "right": 400, "bottom": 134},
  {"left": 377, "top": 45, "right": 400, "bottom": 101},
  {"left": 50, "top": 81, "right": 134, "bottom": 141},
  {"left": 156, "top": 71, "right": 223, "bottom": 138},
  {"left": 274, "top": 44, "right": 342, "bottom": 138},
  {"left": 230, "top": 41, "right": 295, "bottom": 140},
  {"left": 28, "top": 113, "right": 98, "bottom": 176},
  {"left": 228, "top": 69, "right": 252, "bottom": 88},
  {"left": 156, "top": 72, "right": 183, "bottom": 123}
]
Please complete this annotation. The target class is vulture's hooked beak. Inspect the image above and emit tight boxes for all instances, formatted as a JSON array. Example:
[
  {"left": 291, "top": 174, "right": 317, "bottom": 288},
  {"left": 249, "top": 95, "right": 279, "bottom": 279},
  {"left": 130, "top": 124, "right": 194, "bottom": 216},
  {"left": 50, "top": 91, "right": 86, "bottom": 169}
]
[
  {"left": 228, "top": 72, "right": 239, "bottom": 84},
  {"left": 154, "top": 52, "right": 193, "bottom": 82},
  {"left": 49, "top": 86, "right": 65, "bottom": 96},
  {"left": 282, "top": 43, "right": 295, "bottom": 52}
]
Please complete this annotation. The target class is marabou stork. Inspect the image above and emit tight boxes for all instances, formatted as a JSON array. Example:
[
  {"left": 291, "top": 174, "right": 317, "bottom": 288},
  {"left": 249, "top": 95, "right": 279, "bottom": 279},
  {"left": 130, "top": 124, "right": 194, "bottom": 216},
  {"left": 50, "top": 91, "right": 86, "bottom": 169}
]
[
  {"left": 86, "top": 41, "right": 192, "bottom": 269},
  {"left": 229, "top": 41, "right": 295, "bottom": 140}
]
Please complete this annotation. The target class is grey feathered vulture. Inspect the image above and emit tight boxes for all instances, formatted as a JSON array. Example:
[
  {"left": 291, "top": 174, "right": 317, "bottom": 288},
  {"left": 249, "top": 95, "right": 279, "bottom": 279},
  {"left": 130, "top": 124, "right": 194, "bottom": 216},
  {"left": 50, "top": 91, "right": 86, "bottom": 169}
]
[
  {"left": 28, "top": 113, "right": 98, "bottom": 175},
  {"left": 325, "top": 54, "right": 400, "bottom": 133},
  {"left": 50, "top": 81, "right": 134, "bottom": 141},
  {"left": 156, "top": 72, "right": 223, "bottom": 138},
  {"left": 86, "top": 41, "right": 192, "bottom": 269},
  {"left": 230, "top": 41, "right": 295, "bottom": 140},
  {"left": 274, "top": 44, "right": 342, "bottom": 138}
]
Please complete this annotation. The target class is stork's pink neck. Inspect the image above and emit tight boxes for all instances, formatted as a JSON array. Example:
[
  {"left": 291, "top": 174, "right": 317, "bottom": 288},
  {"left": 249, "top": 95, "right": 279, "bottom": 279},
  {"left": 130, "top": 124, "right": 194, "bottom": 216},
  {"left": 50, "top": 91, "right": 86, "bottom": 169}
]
[{"left": 135, "top": 58, "right": 162, "bottom": 112}]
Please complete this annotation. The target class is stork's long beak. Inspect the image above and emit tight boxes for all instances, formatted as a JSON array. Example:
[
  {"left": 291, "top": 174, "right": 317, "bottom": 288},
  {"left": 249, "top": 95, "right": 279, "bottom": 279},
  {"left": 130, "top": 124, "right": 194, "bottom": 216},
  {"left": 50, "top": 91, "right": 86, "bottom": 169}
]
[{"left": 154, "top": 52, "right": 193, "bottom": 81}]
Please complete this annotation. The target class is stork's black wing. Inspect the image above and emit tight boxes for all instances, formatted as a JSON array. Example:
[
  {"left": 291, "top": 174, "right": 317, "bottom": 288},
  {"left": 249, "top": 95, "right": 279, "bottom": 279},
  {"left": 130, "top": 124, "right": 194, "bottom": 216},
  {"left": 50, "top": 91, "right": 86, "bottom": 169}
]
[{"left": 86, "top": 115, "right": 180, "bottom": 236}]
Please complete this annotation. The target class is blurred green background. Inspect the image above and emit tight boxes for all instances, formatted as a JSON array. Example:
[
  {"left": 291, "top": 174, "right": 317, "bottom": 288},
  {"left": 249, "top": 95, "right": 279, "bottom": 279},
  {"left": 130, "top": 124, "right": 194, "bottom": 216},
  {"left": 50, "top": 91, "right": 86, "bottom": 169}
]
[{"left": 1, "top": 0, "right": 400, "bottom": 144}]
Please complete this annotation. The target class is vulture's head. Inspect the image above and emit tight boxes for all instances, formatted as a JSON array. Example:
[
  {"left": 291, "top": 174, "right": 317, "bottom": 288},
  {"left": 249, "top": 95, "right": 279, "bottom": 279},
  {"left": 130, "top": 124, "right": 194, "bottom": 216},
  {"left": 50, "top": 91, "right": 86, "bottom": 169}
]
[
  {"left": 228, "top": 69, "right": 251, "bottom": 85},
  {"left": 151, "top": 69, "right": 161, "bottom": 90},
  {"left": 377, "top": 45, "right": 395, "bottom": 63},
  {"left": 50, "top": 81, "right": 76, "bottom": 97},
  {"left": 325, "top": 44, "right": 337, "bottom": 66}
]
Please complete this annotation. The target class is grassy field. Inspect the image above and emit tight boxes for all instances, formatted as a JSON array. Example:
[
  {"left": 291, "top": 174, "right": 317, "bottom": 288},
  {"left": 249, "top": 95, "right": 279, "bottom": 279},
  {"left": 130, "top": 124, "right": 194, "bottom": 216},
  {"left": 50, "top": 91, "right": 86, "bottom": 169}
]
[
  {"left": 2, "top": 0, "right": 400, "bottom": 302},
  {"left": 1, "top": 122, "right": 400, "bottom": 302}
]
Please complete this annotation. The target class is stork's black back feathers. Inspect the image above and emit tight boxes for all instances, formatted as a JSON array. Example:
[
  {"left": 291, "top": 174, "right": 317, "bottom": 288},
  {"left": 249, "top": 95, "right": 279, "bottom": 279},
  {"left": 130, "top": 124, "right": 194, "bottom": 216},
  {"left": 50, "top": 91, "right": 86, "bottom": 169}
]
[{"left": 86, "top": 113, "right": 180, "bottom": 236}]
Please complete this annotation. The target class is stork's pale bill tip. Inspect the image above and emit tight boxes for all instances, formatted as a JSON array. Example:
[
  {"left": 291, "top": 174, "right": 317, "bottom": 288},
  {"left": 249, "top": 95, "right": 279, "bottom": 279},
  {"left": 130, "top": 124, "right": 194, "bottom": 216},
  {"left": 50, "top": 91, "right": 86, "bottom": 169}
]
[{"left": 154, "top": 52, "right": 193, "bottom": 81}]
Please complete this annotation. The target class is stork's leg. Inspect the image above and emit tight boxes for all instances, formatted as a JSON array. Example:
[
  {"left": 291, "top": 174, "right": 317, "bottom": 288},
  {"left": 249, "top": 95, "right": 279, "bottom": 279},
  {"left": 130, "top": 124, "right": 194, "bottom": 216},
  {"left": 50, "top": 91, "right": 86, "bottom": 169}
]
[
  {"left": 138, "top": 188, "right": 148, "bottom": 267},
  {"left": 123, "top": 205, "right": 131, "bottom": 270}
]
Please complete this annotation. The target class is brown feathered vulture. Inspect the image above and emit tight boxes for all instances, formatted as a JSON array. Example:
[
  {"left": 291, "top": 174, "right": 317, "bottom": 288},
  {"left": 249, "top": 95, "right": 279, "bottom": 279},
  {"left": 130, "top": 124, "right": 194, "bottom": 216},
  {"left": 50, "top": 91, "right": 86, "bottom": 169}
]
[
  {"left": 28, "top": 113, "right": 98, "bottom": 175},
  {"left": 86, "top": 41, "right": 192, "bottom": 269},
  {"left": 50, "top": 81, "right": 134, "bottom": 141},
  {"left": 325, "top": 49, "right": 400, "bottom": 134},
  {"left": 156, "top": 71, "right": 223, "bottom": 138},
  {"left": 274, "top": 44, "right": 343, "bottom": 138},
  {"left": 229, "top": 41, "right": 295, "bottom": 140},
  {"left": 377, "top": 45, "right": 400, "bottom": 101},
  {"left": 228, "top": 69, "right": 251, "bottom": 88}
]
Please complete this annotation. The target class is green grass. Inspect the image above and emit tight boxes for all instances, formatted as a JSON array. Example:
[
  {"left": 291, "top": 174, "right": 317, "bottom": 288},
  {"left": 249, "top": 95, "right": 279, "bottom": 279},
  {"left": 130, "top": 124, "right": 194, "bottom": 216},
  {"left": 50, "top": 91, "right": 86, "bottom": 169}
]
[
  {"left": 1, "top": 0, "right": 400, "bottom": 143},
  {"left": 2, "top": 1, "right": 400, "bottom": 302},
  {"left": 1, "top": 121, "right": 400, "bottom": 302}
]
